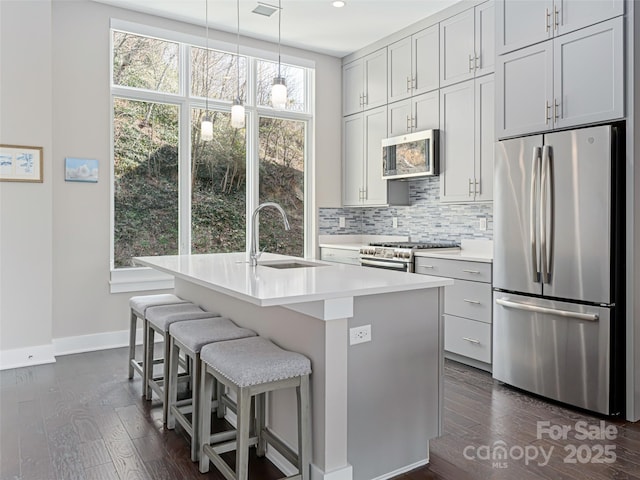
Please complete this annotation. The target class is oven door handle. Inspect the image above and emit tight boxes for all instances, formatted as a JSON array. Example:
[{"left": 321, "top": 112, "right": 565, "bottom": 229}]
[{"left": 360, "top": 258, "right": 409, "bottom": 270}]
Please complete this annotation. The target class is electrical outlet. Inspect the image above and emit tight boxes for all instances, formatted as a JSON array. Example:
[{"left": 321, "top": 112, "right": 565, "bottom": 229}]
[
  {"left": 392, "top": 217, "right": 398, "bottom": 229},
  {"left": 339, "top": 216, "right": 346, "bottom": 228},
  {"left": 479, "top": 217, "right": 487, "bottom": 231},
  {"left": 349, "top": 325, "right": 372, "bottom": 345}
]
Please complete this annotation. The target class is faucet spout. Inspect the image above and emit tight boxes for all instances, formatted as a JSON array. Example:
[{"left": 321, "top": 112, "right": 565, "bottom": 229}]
[{"left": 249, "top": 202, "right": 291, "bottom": 266}]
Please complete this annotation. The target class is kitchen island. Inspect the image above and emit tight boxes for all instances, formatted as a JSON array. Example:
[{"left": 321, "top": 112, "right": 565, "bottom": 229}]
[{"left": 134, "top": 252, "right": 452, "bottom": 480}]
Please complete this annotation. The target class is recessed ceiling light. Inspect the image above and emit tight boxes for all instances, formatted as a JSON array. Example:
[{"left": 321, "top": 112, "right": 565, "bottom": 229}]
[
  {"left": 332, "top": 1, "right": 346, "bottom": 7},
  {"left": 252, "top": 2, "right": 278, "bottom": 17}
]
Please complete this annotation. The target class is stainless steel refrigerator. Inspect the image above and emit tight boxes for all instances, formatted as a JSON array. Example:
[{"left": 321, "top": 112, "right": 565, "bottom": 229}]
[{"left": 493, "top": 124, "right": 625, "bottom": 416}]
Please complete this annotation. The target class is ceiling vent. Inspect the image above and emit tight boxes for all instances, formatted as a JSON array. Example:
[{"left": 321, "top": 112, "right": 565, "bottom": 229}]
[{"left": 252, "top": 2, "right": 278, "bottom": 17}]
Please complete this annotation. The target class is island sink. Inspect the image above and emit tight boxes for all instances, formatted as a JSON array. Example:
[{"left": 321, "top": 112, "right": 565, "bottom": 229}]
[{"left": 259, "top": 259, "right": 325, "bottom": 269}]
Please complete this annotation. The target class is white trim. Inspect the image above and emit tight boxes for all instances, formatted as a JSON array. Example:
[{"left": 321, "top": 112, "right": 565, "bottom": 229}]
[
  {"left": 370, "top": 459, "right": 428, "bottom": 480},
  {"left": 0, "top": 344, "right": 56, "bottom": 371},
  {"left": 109, "top": 267, "right": 175, "bottom": 293},
  {"left": 53, "top": 329, "right": 135, "bottom": 356},
  {"left": 310, "top": 463, "right": 353, "bottom": 480}
]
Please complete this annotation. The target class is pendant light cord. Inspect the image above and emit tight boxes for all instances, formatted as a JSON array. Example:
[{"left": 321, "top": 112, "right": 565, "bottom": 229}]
[
  {"left": 205, "top": 0, "right": 209, "bottom": 115},
  {"left": 278, "top": 0, "right": 282, "bottom": 77}
]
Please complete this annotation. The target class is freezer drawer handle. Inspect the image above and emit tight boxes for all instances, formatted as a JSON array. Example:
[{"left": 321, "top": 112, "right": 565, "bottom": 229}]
[
  {"left": 495, "top": 298, "right": 599, "bottom": 322},
  {"left": 463, "top": 337, "right": 481, "bottom": 345}
]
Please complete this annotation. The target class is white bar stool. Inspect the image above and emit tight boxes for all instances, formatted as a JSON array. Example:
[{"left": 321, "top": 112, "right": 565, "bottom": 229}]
[
  {"left": 145, "top": 303, "right": 219, "bottom": 424},
  {"left": 199, "top": 336, "right": 312, "bottom": 480},
  {"left": 167, "top": 317, "right": 257, "bottom": 461},
  {"left": 128, "top": 294, "right": 187, "bottom": 396}
]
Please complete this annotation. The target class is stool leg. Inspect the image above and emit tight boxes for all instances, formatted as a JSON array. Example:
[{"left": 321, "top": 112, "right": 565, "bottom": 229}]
[
  {"left": 162, "top": 333, "right": 171, "bottom": 425},
  {"left": 128, "top": 312, "right": 137, "bottom": 379},
  {"left": 190, "top": 352, "right": 202, "bottom": 462},
  {"left": 236, "top": 387, "right": 251, "bottom": 480},
  {"left": 166, "top": 336, "right": 180, "bottom": 430},
  {"left": 297, "top": 375, "right": 311, "bottom": 480},
  {"left": 256, "top": 392, "right": 266, "bottom": 457},
  {"left": 199, "top": 365, "right": 214, "bottom": 474},
  {"left": 145, "top": 323, "right": 154, "bottom": 401},
  {"left": 216, "top": 381, "right": 226, "bottom": 419}
]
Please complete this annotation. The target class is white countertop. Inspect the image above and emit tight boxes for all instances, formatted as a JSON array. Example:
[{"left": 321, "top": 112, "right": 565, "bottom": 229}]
[
  {"left": 134, "top": 252, "right": 452, "bottom": 307},
  {"left": 414, "top": 239, "right": 493, "bottom": 263},
  {"left": 318, "top": 234, "right": 408, "bottom": 251}
]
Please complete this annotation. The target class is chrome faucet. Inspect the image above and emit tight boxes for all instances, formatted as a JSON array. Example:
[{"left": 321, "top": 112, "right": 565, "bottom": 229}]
[{"left": 249, "top": 202, "right": 290, "bottom": 266}]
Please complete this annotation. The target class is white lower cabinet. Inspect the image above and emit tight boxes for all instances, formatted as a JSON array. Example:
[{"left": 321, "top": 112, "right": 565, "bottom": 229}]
[
  {"left": 319, "top": 247, "right": 360, "bottom": 265},
  {"left": 415, "top": 256, "right": 493, "bottom": 370}
]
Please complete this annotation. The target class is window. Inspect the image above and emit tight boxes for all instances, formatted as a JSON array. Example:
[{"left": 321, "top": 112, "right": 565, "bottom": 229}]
[{"left": 111, "top": 26, "right": 313, "bottom": 279}]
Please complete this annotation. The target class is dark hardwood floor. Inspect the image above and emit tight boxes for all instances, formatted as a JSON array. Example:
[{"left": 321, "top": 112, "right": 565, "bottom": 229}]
[{"left": 1, "top": 347, "right": 638, "bottom": 480}]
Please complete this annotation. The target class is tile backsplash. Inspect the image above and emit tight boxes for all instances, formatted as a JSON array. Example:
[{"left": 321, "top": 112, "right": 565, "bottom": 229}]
[{"left": 318, "top": 177, "right": 493, "bottom": 242}]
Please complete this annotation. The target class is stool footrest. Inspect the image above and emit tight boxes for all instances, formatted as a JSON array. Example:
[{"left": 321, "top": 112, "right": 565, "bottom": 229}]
[{"left": 208, "top": 429, "right": 237, "bottom": 445}]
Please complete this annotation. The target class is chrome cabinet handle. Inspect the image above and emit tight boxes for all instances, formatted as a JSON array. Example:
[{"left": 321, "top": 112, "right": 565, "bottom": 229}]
[
  {"left": 496, "top": 298, "right": 598, "bottom": 322},
  {"left": 363, "top": 93, "right": 368, "bottom": 106},
  {"left": 468, "top": 54, "right": 474, "bottom": 72},
  {"left": 412, "top": 116, "right": 417, "bottom": 130},
  {"left": 412, "top": 76, "right": 417, "bottom": 90},
  {"left": 406, "top": 115, "right": 412, "bottom": 131},
  {"left": 407, "top": 76, "right": 412, "bottom": 93},
  {"left": 545, "top": 101, "right": 551, "bottom": 124},
  {"left": 468, "top": 178, "right": 474, "bottom": 196},
  {"left": 554, "top": 98, "right": 560, "bottom": 122},
  {"left": 463, "top": 337, "right": 480, "bottom": 345},
  {"left": 474, "top": 179, "right": 480, "bottom": 196},
  {"left": 554, "top": 6, "right": 559, "bottom": 30},
  {"left": 475, "top": 54, "right": 480, "bottom": 70},
  {"left": 531, "top": 146, "right": 541, "bottom": 282},
  {"left": 463, "top": 269, "right": 480, "bottom": 274},
  {"left": 463, "top": 299, "right": 481, "bottom": 305},
  {"left": 545, "top": 8, "right": 551, "bottom": 32}
]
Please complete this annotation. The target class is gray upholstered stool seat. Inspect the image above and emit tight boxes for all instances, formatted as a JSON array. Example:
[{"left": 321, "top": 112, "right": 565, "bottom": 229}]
[
  {"left": 145, "top": 302, "right": 220, "bottom": 424},
  {"left": 167, "top": 317, "right": 257, "bottom": 461},
  {"left": 127, "top": 294, "right": 188, "bottom": 394},
  {"left": 199, "top": 336, "right": 312, "bottom": 480}
]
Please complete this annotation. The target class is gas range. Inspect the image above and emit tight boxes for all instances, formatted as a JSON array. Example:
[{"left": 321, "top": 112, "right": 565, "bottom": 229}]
[{"left": 359, "top": 241, "right": 460, "bottom": 272}]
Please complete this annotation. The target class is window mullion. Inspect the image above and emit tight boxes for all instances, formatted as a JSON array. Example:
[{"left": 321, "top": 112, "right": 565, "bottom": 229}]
[{"left": 179, "top": 43, "right": 192, "bottom": 255}]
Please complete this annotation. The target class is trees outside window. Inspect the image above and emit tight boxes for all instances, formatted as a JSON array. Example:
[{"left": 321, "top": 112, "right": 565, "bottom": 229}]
[{"left": 111, "top": 28, "right": 311, "bottom": 270}]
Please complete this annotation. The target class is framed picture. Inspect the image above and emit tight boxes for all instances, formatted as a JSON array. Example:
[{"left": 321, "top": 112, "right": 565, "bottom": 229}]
[
  {"left": 65, "top": 157, "right": 98, "bottom": 183},
  {"left": 0, "top": 144, "right": 43, "bottom": 183}
]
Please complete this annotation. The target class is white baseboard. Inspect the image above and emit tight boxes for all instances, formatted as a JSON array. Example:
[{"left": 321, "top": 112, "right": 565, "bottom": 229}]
[
  {"left": 311, "top": 463, "right": 353, "bottom": 480},
  {"left": 0, "top": 328, "right": 165, "bottom": 370},
  {"left": 0, "top": 343, "right": 56, "bottom": 370},
  {"left": 370, "top": 458, "right": 428, "bottom": 480}
]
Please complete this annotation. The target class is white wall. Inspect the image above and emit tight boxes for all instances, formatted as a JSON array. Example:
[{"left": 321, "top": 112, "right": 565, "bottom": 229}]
[
  {"left": 0, "top": 0, "right": 55, "bottom": 367},
  {"left": 0, "top": 0, "right": 341, "bottom": 367}
]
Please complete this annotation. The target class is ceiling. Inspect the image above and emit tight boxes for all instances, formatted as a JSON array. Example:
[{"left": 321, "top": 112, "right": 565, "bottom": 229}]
[{"left": 93, "top": 0, "right": 461, "bottom": 57}]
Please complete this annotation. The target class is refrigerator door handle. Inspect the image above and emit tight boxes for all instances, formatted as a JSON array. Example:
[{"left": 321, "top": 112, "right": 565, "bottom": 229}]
[
  {"left": 495, "top": 298, "right": 599, "bottom": 321},
  {"left": 540, "top": 145, "right": 553, "bottom": 284},
  {"left": 530, "top": 146, "right": 542, "bottom": 282}
]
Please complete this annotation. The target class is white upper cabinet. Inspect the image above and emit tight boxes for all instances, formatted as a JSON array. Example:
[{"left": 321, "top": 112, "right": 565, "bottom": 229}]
[
  {"left": 440, "top": 76, "right": 494, "bottom": 203},
  {"left": 496, "top": 0, "right": 624, "bottom": 55},
  {"left": 343, "top": 48, "right": 388, "bottom": 116},
  {"left": 388, "top": 90, "right": 439, "bottom": 137},
  {"left": 496, "top": 17, "right": 623, "bottom": 138},
  {"left": 440, "top": 2, "right": 495, "bottom": 88},
  {"left": 388, "top": 24, "right": 440, "bottom": 103}
]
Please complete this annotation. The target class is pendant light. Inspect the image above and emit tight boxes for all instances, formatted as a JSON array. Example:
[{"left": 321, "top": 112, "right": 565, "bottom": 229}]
[
  {"left": 201, "top": 0, "right": 213, "bottom": 141},
  {"left": 230, "top": 0, "right": 245, "bottom": 128},
  {"left": 271, "top": 0, "right": 287, "bottom": 110}
]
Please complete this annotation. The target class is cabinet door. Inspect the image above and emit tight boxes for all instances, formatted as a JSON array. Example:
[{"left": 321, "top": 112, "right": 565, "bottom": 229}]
[
  {"left": 496, "top": 41, "right": 553, "bottom": 139},
  {"left": 440, "top": 8, "right": 475, "bottom": 87},
  {"left": 475, "top": 75, "right": 494, "bottom": 202},
  {"left": 343, "top": 114, "right": 364, "bottom": 206},
  {"left": 388, "top": 99, "right": 412, "bottom": 137},
  {"left": 413, "top": 90, "right": 439, "bottom": 132},
  {"left": 474, "top": 1, "right": 495, "bottom": 77},
  {"left": 363, "top": 106, "right": 388, "bottom": 205},
  {"left": 440, "top": 80, "right": 475, "bottom": 202},
  {"left": 496, "top": 0, "right": 553, "bottom": 55},
  {"left": 413, "top": 24, "right": 440, "bottom": 95},
  {"left": 363, "top": 48, "right": 387, "bottom": 111},
  {"left": 553, "top": 17, "right": 624, "bottom": 129},
  {"left": 388, "top": 37, "right": 412, "bottom": 103},
  {"left": 343, "top": 59, "right": 363, "bottom": 116},
  {"left": 555, "top": 0, "right": 624, "bottom": 37}
]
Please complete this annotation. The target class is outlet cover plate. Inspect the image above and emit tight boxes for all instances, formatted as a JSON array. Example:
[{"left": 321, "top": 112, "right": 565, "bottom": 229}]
[{"left": 349, "top": 325, "right": 371, "bottom": 345}]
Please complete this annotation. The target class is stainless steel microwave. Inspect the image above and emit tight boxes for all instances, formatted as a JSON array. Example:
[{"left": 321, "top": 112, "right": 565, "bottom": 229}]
[{"left": 382, "top": 129, "right": 439, "bottom": 180}]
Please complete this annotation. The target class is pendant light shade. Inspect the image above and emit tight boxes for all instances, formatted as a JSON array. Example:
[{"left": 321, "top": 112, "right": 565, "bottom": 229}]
[
  {"left": 271, "top": 77, "right": 287, "bottom": 110},
  {"left": 201, "top": 116, "right": 213, "bottom": 141},
  {"left": 271, "top": 0, "right": 287, "bottom": 109},
  {"left": 231, "top": 98, "right": 245, "bottom": 129}
]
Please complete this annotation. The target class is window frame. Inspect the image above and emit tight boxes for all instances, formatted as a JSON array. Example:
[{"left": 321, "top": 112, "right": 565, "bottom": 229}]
[{"left": 109, "top": 20, "right": 315, "bottom": 293}]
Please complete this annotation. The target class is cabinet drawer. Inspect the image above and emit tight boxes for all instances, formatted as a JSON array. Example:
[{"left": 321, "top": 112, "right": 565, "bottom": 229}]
[
  {"left": 415, "top": 257, "right": 491, "bottom": 283},
  {"left": 320, "top": 248, "right": 360, "bottom": 265},
  {"left": 444, "top": 279, "right": 492, "bottom": 323},
  {"left": 444, "top": 315, "right": 491, "bottom": 363}
]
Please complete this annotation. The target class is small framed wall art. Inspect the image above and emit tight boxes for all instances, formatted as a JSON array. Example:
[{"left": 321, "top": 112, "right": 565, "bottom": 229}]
[
  {"left": 65, "top": 157, "right": 98, "bottom": 183},
  {"left": 0, "top": 144, "right": 43, "bottom": 182}
]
